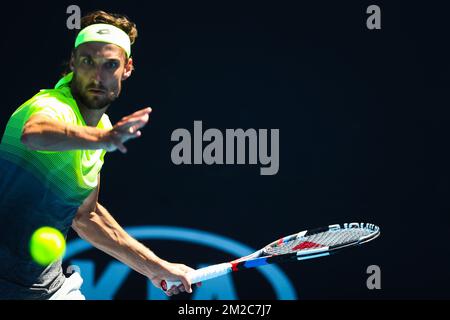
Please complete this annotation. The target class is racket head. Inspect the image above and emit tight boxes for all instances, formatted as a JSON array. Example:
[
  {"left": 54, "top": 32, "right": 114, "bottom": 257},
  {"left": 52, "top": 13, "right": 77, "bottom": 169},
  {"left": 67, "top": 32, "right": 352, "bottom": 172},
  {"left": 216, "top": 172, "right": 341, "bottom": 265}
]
[{"left": 262, "top": 222, "right": 380, "bottom": 260}]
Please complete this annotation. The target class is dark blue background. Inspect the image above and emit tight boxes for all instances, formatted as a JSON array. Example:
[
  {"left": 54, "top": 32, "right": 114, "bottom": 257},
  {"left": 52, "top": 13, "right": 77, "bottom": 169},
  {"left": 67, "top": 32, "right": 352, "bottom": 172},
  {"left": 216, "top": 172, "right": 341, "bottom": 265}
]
[{"left": 1, "top": 1, "right": 449, "bottom": 299}]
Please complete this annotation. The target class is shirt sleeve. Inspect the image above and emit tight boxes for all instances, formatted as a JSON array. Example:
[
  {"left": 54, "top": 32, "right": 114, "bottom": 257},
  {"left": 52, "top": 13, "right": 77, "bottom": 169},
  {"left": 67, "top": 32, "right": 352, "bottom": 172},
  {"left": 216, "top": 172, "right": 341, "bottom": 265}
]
[
  {"left": 15, "top": 94, "right": 77, "bottom": 154},
  {"left": 25, "top": 95, "right": 77, "bottom": 125}
]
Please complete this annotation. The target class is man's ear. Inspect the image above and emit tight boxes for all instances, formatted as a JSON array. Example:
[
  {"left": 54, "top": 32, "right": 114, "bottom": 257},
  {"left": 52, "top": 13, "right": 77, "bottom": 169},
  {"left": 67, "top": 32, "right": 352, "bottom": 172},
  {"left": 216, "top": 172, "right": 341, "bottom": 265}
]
[{"left": 122, "top": 57, "right": 133, "bottom": 81}]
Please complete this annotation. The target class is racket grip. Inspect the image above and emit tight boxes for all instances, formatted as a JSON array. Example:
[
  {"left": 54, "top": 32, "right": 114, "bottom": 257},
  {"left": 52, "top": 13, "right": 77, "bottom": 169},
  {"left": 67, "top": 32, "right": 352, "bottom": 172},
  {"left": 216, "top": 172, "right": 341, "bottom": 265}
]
[{"left": 161, "top": 263, "right": 232, "bottom": 291}]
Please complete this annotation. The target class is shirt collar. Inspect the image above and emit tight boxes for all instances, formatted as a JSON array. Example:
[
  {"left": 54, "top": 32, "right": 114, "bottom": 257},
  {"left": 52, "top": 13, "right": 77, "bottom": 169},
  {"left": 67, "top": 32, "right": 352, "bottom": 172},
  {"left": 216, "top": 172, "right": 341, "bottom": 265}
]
[
  {"left": 54, "top": 72, "right": 75, "bottom": 100},
  {"left": 55, "top": 72, "right": 73, "bottom": 89}
]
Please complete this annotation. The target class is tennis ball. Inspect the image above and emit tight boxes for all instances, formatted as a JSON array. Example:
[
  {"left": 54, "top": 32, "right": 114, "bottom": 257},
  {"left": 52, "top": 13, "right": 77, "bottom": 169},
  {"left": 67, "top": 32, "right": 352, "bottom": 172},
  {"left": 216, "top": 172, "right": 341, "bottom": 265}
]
[{"left": 29, "top": 227, "right": 66, "bottom": 266}]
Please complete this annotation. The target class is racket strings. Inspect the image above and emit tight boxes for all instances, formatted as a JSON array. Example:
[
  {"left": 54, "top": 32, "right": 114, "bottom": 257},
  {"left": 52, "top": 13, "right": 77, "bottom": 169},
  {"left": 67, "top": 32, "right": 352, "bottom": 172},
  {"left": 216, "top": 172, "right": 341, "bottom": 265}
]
[
  {"left": 264, "top": 228, "right": 373, "bottom": 255},
  {"left": 307, "top": 228, "right": 371, "bottom": 247}
]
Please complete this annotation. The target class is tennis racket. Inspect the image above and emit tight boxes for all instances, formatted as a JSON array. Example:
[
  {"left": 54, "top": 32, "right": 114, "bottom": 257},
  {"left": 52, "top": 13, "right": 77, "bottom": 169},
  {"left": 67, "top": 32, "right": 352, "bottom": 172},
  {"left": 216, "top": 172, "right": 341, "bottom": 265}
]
[{"left": 161, "top": 222, "right": 380, "bottom": 291}]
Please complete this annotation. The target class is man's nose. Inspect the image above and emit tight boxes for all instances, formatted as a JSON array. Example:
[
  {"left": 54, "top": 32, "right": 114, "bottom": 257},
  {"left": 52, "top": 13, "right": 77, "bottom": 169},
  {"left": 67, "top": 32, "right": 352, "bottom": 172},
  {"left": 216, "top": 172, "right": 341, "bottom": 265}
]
[{"left": 92, "top": 67, "right": 103, "bottom": 83}]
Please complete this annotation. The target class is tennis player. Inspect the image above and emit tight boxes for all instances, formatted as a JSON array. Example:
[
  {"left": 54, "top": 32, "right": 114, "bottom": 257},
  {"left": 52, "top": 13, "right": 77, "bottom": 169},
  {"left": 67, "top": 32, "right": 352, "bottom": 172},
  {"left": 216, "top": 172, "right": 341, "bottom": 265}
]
[{"left": 0, "top": 10, "right": 198, "bottom": 299}]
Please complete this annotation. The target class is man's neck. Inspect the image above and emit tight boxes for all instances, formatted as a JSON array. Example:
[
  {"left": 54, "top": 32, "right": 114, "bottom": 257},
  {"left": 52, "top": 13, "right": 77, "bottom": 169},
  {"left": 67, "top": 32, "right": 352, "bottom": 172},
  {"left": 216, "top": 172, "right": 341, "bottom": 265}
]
[{"left": 77, "top": 104, "right": 108, "bottom": 127}]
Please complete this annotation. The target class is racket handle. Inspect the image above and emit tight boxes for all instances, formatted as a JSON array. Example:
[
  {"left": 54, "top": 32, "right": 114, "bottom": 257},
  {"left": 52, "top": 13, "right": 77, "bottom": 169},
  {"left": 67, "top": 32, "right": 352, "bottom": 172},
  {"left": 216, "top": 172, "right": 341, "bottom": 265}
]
[{"left": 161, "top": 263, "right": 232, "bottom": 291}]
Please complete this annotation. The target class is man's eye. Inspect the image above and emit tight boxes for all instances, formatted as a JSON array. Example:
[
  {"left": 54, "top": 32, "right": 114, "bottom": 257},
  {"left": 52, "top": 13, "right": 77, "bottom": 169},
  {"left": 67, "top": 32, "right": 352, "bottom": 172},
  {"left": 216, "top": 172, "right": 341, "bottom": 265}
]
[
  {"left": 82, "top": 58, "right": 93, "bottom": 65},
  {"left": 106, "top": 61, "right": 119, "bottom": 69}
]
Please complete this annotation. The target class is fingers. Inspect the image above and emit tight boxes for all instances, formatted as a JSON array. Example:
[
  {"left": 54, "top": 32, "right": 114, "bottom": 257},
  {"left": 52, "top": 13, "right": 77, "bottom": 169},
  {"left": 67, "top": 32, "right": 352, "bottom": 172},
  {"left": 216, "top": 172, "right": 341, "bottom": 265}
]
[
  {"left": 131, "top": 107, "right": 152, "bottom": 117},
  {"left": 111, "top": 136, "right": 128, "bottom": 153},
  {"left": 180, "top": 275, "right": 193, "bottom": 294},
  {"left": 109, "top": 111, "right": 149, "bottom": 153},
  {"left": 116, "top": 115, "right": 149, "bottom": 134},
  {"left": 128, "top": 124, "right": 144, "bottom": 135},
  {"left": 121, "top": 107, "right": 152, "bottom": 122},
  {"left": 170, "top": 285, "right": 180, "bottom": 295},
  {"left": 116, "top": 142, "right": 128, "bottom": 154},
  {"left": 178, "top": 265, "right": 198, "bottom": 291},
  {"left": 116, "top": 107, "right": 151, "bottom": 133},
  {"left": 120, "top": 130, "right": 142, "bottom": 146},
  {"left": 164, "top": 284, "right": 185, "bottom": 297}
]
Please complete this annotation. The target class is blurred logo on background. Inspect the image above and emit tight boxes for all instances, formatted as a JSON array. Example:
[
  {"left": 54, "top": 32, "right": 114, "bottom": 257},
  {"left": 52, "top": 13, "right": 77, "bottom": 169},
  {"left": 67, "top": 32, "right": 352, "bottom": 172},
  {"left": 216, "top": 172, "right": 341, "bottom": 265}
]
[{"left": 64, "top": 226, "right": 297, "bottom": 300}]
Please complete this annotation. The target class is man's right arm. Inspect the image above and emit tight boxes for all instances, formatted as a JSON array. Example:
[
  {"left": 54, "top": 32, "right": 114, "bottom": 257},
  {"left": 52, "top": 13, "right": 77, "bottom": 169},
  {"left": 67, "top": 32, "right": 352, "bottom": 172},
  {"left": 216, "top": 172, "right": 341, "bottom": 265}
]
[
  {"left": 21, "top": 107, "right": 152, "bottom": 153},
  {"left": 21, "top": 115, "right": 107, "bottom": 151}
]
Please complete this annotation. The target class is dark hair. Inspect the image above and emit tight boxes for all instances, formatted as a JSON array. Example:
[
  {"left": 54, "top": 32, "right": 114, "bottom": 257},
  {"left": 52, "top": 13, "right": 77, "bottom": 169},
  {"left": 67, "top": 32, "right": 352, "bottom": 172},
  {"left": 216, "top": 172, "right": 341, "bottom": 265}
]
[
  {"left": 62, "top": 10, "right": 138, "bottom": 75},
  {"left": 79, "top": 10, "right": 138, "bottom": 45}
]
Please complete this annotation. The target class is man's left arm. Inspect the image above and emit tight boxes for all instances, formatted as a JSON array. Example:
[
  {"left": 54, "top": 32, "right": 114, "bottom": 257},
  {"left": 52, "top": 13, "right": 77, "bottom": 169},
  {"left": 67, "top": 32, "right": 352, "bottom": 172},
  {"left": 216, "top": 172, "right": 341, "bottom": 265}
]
[{"left": 72, "top": 175, "right": 195, "bottom": 295}]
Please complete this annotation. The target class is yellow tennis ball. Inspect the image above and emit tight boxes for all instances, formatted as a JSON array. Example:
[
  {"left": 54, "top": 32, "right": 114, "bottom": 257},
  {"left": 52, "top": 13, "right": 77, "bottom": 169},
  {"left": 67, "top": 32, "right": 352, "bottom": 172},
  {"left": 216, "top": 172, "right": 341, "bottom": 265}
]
[{"left": 29, "top": 227, "right": 66, "bottom": 266}]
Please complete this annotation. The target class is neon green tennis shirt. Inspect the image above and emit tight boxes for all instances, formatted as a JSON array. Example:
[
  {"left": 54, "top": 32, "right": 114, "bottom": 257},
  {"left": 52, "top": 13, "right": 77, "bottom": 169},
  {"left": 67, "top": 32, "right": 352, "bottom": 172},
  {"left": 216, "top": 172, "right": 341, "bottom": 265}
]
[
  {"left": 1, "top": 72, "right": 112, "bottom": 204},
  {"left": 0, "top": 72, "right": 112, "bottom": 299}
]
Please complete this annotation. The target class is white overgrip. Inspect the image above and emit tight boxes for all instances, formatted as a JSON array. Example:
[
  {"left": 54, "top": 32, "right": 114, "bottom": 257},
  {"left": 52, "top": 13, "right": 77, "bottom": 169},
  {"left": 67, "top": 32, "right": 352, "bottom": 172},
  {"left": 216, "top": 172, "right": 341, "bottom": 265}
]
[{"left": 161, "top": 263, "right": 233, "bottom": 291}]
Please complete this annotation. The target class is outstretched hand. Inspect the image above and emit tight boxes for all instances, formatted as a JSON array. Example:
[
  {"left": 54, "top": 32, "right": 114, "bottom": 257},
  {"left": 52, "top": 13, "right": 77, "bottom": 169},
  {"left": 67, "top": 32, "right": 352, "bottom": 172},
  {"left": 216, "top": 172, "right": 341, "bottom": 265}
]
[{"left": 100, "top": 107, "right": 152, "bottom": 153}]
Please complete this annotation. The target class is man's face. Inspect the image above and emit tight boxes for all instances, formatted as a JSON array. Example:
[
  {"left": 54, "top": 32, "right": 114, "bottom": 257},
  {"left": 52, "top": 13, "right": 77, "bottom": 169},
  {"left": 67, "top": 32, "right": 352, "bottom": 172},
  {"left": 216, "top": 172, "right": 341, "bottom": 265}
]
[{"left": 70, "top": 42, "right": 133, "bottom": 110}]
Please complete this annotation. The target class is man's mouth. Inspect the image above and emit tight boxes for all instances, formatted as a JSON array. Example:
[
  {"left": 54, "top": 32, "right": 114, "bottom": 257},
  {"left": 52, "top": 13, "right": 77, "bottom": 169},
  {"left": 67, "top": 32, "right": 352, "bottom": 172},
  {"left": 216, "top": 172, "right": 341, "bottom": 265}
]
[{"left": 87, "top": 88, "right": 106, "bottom": 95}]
